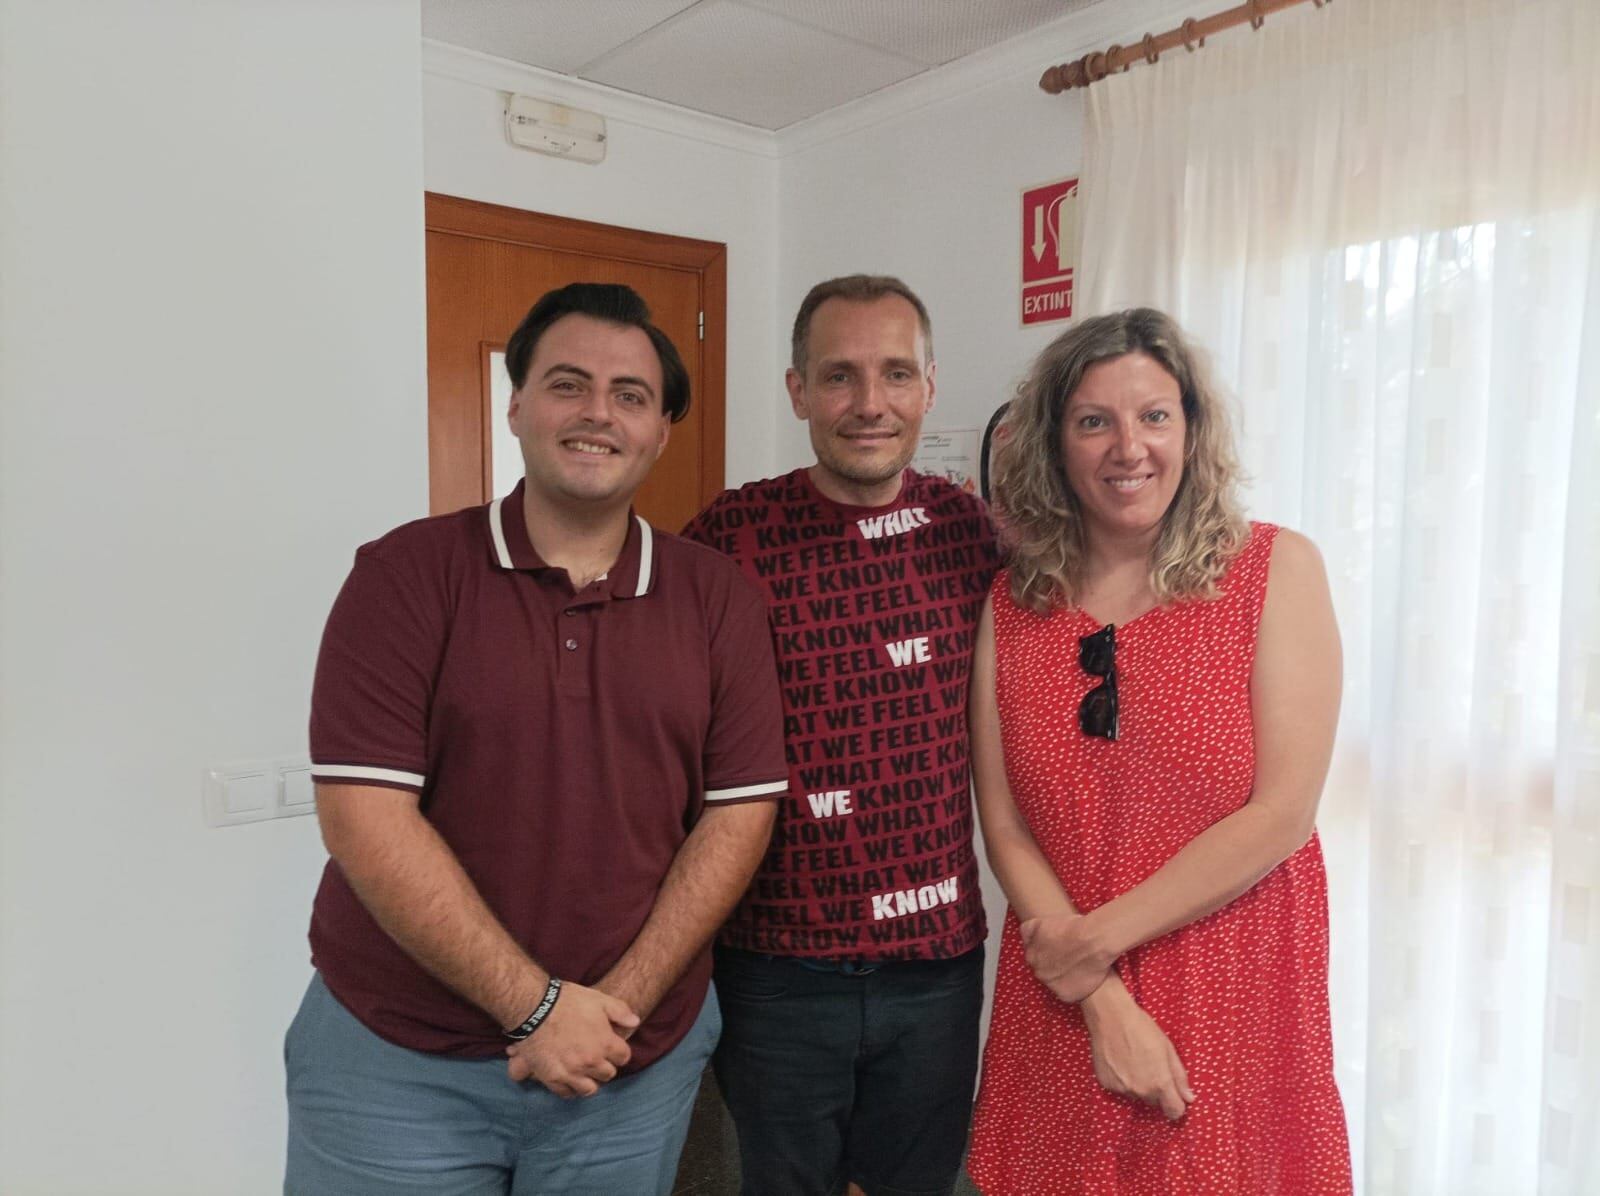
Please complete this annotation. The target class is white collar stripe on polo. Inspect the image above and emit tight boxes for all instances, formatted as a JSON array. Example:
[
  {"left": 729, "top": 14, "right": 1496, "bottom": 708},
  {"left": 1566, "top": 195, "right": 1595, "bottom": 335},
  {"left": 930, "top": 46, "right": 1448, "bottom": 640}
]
[
  {"left": 488, "top": 496, "right": 514, "bottom": 570},
  {"left": 635, "top": 516, "right": 654, "bottom": 597},
  {"left": 489, "top": 496, "right": 653, "bottom": 594}
]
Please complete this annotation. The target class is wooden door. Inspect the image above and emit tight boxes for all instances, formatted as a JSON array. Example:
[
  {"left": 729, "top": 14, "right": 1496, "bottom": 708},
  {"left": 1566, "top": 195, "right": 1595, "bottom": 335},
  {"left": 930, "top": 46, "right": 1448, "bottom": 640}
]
[{"left": 425, "top": 193, "right": 727, "bottom": 532}]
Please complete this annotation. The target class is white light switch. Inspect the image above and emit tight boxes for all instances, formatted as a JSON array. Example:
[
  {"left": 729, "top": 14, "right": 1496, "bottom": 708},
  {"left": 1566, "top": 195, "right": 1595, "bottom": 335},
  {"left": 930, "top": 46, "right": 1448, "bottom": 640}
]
[
  {"left": 204, "top": 763, "right": 276, "bottom": 827},
  {"left": 280, "top": 766, "right": 316, "bottom": 810},
  {"left": 225, "top": 772, "right": 275, "bottom": 815},
  {"left": 204, "top": 757, "right": 317, "bottom": 827}
]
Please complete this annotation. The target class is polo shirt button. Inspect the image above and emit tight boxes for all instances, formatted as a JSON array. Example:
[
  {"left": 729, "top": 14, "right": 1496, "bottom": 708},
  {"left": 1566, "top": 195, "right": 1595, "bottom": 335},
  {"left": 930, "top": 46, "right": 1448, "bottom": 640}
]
[
  {"left": 563, "top": 608, "right": 577, "bottom": 617},
  {"left": 564, "top": 638, "right": 578, "bottom": 651}
]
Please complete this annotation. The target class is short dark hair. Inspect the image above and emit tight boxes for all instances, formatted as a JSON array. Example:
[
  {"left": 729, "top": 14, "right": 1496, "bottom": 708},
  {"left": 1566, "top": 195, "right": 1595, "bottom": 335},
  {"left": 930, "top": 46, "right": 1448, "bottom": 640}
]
[
  {"left": 504, "top": 283, "right": 691, "bottom": 423},
  {"left": 790, "top": 274, "right": 934, "bottom": 373}
]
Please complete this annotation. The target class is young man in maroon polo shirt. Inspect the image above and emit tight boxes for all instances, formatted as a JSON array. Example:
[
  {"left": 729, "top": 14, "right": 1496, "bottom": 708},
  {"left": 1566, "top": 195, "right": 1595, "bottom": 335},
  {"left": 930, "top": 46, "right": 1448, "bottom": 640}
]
[
  {"left": 285, "top": 283, "right": 788, "bottom": 1195},
  {"left": 683, "top": 275, "right": 1001, "bottom": 1196}
]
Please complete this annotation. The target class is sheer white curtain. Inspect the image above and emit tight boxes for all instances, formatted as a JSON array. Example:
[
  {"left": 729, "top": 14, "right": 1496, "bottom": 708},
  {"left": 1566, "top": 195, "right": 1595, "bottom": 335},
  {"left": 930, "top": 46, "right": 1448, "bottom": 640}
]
[{"left": 1077, "top": 0, "right": 1600, "bottom": 1192}]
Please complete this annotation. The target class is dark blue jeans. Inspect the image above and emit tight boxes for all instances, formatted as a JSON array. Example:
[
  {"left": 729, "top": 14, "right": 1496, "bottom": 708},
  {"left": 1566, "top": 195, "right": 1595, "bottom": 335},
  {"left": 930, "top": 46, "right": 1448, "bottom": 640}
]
[{"left": 712, "top": 946, "right": 984, "bottom": 1196}]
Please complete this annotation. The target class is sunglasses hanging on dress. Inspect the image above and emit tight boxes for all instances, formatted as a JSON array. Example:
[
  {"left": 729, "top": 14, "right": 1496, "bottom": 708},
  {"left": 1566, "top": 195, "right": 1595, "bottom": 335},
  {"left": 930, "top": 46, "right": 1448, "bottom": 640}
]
[{"left": 1078, "top": 623, "right": 1118, "bottom": 740}]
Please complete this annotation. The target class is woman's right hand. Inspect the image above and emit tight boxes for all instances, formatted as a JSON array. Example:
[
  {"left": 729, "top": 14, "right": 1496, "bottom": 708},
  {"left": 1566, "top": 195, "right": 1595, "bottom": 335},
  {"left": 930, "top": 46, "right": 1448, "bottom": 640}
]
[{"left": 1079, "top": 980, "right": 1195, "bottom": 1120}]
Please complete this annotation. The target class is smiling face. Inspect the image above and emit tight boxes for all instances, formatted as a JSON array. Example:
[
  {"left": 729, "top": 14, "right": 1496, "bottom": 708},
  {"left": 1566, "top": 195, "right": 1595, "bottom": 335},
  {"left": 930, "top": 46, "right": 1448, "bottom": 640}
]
[
  {"left": 507, "top": 313, "right": 670, "bottom": 515},
  {"left": 787, "top": 295, "right": 935, "bottom": 506},
  {"left": 1059, "top": 351, "right": 1188, "bottom": 546}
]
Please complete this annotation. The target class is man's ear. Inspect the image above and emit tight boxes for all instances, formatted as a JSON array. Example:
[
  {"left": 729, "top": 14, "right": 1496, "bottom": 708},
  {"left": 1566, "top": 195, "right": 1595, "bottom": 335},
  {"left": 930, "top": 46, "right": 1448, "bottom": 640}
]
[
  {"left": 924, "top": 360, "right": 937, "bottom": 413},
  {"left": 785, "top": 368, "right": 809, "bottom": 420},
  {"left": 654, "top": 415, "right": 671, "bottom": 461}
]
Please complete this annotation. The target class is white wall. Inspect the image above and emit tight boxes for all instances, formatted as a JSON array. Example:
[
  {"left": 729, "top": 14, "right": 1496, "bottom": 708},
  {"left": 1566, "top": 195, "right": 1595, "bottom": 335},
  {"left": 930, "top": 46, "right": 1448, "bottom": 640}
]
[
  {"left": 421, "top": 47, "right": 784, "bottom": 486},
  {"left": 0, "top": 2, "right": 426, "bottom": 1192}
]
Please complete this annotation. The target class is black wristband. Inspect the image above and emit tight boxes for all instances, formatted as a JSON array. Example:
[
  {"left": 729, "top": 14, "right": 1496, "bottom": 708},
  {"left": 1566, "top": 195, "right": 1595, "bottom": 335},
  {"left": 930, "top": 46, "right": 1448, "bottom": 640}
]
[{"left": 503, "top": 977, "right": 562, "bottom": 1041}]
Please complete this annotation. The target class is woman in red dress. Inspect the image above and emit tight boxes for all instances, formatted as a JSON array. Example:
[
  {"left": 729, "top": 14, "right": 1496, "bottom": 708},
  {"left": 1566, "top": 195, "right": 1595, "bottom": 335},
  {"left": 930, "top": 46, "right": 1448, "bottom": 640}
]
[{"left": 967, "top": 309, "right": 1352, "bottom": 1194}]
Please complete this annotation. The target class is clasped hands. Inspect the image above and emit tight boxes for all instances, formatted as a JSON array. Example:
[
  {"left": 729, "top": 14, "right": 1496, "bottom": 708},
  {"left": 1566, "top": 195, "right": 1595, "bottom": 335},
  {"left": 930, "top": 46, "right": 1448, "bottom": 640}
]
[
  {"left": 504, "top": 980, "right": 639, "bottom": 1099},
  {"left": 1019, "top": 911, "right": 1115, "bottom": 1003},
  {"left": 1021, "top": 913, "right": 1194, "bottom": 1121}
]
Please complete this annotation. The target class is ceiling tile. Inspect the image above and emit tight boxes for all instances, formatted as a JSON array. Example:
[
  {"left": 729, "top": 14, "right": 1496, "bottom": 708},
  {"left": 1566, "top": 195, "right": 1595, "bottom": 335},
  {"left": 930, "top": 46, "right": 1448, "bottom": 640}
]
[
  {"left": 421, "top": 0, "right": 699, "bottom": 75},
  {"left": 580, "top": 0, "right": 925, "bottom": 130},
  {"left": 740, "top": 0, "right": 1105, "bottom": 66}
]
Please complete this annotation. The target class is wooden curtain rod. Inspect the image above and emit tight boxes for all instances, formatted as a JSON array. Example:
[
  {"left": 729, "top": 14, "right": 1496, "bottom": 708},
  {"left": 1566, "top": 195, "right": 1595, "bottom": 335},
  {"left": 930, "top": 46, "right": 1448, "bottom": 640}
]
[{"left": 1039, "top": 0, "right": 1329, "bottom": 93}]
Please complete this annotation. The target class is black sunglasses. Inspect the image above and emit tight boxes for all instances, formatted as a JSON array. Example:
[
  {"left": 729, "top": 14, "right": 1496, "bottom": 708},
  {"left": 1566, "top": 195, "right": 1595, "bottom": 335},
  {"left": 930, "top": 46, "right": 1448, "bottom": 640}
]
[{"left": 1078, "top": 623, "right": 1119, "bottom": 740}]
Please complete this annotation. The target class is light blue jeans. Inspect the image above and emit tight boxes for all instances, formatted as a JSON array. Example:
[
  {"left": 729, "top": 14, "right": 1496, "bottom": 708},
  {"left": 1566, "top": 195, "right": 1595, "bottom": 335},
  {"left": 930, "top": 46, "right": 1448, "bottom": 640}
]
[{"left": 284, "top": 973, "right": 720, "bottom": 1195}]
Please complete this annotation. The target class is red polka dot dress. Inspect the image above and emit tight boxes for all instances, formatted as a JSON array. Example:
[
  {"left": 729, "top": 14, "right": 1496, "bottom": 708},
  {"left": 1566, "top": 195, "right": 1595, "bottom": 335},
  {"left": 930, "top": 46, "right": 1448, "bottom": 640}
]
[{"left": 968, "top": 524, "right": 1352, "bottom": 1195}]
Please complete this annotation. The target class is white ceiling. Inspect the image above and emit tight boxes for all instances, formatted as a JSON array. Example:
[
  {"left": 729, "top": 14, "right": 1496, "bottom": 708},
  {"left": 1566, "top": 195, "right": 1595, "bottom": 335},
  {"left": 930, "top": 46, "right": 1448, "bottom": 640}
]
[{"left": 420, "top": 0, "right": 1114, "bottom": 131}]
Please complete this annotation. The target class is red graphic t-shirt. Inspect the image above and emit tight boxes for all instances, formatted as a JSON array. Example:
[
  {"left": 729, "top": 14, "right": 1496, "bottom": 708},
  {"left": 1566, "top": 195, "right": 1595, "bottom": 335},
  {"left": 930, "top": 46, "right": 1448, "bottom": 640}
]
[{"left": 683, "top": 468, "right": 1000, "bottom": 960}]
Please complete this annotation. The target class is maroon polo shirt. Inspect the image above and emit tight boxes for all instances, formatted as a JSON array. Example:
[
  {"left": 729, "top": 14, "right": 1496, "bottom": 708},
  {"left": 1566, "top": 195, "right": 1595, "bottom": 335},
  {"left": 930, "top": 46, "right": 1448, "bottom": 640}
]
[{"left": 306, "top": 480, "right": 787, "bottom": 1071}]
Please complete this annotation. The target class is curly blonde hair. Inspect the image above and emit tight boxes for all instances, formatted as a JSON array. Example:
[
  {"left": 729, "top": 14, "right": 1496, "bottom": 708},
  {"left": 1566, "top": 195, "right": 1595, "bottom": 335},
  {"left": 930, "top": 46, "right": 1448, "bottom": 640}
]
[{"left": 992, "top": 308, "right": 1249, "bottom": 614}]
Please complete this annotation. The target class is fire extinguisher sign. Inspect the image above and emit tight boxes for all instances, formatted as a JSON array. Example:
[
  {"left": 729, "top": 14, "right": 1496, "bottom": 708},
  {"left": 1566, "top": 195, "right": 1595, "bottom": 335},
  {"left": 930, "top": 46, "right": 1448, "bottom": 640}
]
[{"left": 1021, "top": 177, "right": 1078, "bottom": 327}]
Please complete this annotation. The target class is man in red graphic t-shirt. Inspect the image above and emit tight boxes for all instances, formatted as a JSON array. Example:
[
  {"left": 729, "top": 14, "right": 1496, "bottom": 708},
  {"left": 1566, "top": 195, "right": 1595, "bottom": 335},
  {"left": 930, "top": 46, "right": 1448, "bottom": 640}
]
[
  {"left": 683, "top": 275, "right": 1000, "bottom": 1196},
  {"left": 284, "top": 283, "right": 787, "bottom": 1195}
]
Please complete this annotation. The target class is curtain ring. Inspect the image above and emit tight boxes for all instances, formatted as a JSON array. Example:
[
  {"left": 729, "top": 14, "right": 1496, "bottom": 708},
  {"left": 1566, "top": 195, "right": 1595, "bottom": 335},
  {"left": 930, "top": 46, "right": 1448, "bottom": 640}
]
[
  {"left": 1141, "top": 33, "right": 1159, "bottom": 65},
  {"left": 1248, "top": 0, "right": 1266, "bottom": 30},
  {"left": 1085, "top": 51, "right": 1108, "bottom": 82},
  {"left": 1181, "top": 18, "right": 1205, "bottom": 50},
  {"left": 1105, "top": 44, "right": 1129, "bottom": 74}
]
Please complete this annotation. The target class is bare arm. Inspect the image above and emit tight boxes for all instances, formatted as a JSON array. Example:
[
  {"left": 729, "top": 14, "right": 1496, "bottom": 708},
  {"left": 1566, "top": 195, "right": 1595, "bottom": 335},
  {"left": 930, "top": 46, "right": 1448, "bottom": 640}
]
[
  {"left": 591, "top": 800, "right": 776, "bottom": 1021},
  {"left": 971, "top": 595, "right": 1193, "bottom": 1118},
  {"left": 1027, "top": 530, "right": 1342, "bottom": 997},
  {"left": 971, "top": 595, "right": 1080, "bottom": 926},
  {"left": 316, "top": 783, "right": 637, "bottom": 1097}
]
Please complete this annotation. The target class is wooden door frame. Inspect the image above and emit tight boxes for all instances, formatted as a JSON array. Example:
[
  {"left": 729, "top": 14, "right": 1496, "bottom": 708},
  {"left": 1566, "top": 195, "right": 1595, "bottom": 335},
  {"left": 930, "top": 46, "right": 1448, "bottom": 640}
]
[{"left": 424, "top": 191, "right": 727, "bottom": 516}]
